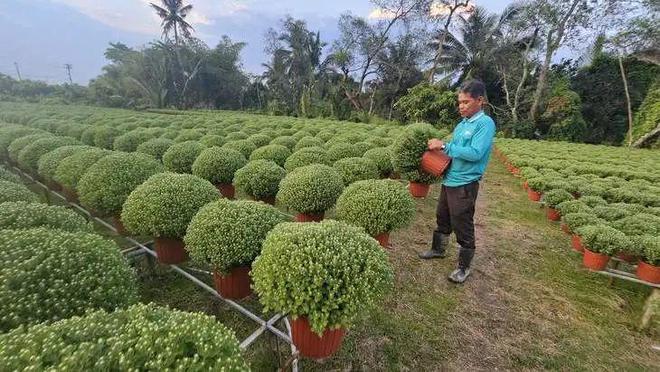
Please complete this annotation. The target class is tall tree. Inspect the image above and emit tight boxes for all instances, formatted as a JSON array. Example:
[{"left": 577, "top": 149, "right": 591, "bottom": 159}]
[
  {"left": 427, "top": 0, "right": 473, "bottom": 83},
  {"left": 150, "top": 0, "right": 195, "bottom": 45}
]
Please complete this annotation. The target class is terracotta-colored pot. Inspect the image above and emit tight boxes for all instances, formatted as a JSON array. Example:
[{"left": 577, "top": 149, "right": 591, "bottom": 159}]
[
  {"left": 290, "top": 316, "right": 346, "bottom": 360},
  {"left": 421, "top": 150, "right": 451, "bottom": 177},
  {"left": 546, "top": 207, "right": 561, "bottom": 221},
  {"left": 527, "top": 188, "right": 542, "bottom": 202},
  {"left": 571, "top": 235, "right": 584, "bottom": 253},
  {"left": 216, "top": 183, "right": 235, "bottom": 199},
  {"left": 295, "top": 212, "right": 324, "bottom": 222},
  {"left": 256, "top": 195, "right": 276, "bottom": 205},
  {"left": 112, "top": 215, "right": 128, "bottom": 235},
  {"left": 636, "top": 261, "right": 660, "bottom": 284},
  {"left": 523, "top": 181, "right": 529, "bottom": 191},
  {"left": 408, "top": 182, "right": 431, "bottom": 198},
  {"left": 561, "top": 223, "right": 571, "bottom": 235},
  {"left": 582, "top": 248, "right": 610, "bottom": 271},
  {"left": 62, "top": 187, "right": 78, "bottom": 203},
  {"left": 374, "top": 232, "right": 389, "bottom": 248},
  {"left": 213, "top": 266, "right": 252, "bottom": 299},
  {"left": 615, "top": 252, "right": 638, "bottom": 264},
  {"left": 154, "top": 237, "right": 188, "bottom": 264},
  {"left": 511, "top": 167, "right": 520, "bottom": 176}
]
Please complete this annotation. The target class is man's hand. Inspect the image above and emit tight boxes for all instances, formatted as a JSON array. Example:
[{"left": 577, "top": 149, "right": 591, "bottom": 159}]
[{"left": 428, "top": 139, "right": 444, "bottom": 151}]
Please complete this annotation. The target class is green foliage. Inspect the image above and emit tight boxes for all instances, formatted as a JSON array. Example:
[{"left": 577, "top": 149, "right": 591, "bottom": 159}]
[
  {"left": 541, "top": 189, "right": 574, "bottom": 208},
  {"left": 394, "top": 83, "right": 459, "bottom": 125},
  {"left": 78, "top": 152, "right": 164, "bottom": 217},
  {"left": 0, "top": 180, "right": 39, "bottom": 204},
  {"left": 277, "top": 164, "right": 344, "bottom": 214},
  {"left": 270, "top": 136, "right": 297, "bottom": 149},
  {"left": 631, "top": 78, "right": 659, "bottom": 146},
  {"left": 174, "top": 129, "right": 204, "bottom": 142},
  {"left": 391, "top": 123, "right": 445, "bottom": 184},
  {"left": 326, "top": 143, "right": 364, "bottom": 163},
  {"left": 541, "top": 78, "right": 587, "bottom": 142},
  {"left": 630, "top": 235, "right": 659, "bottom": 266},
  {"left": 592, "top": 206, "right": 631, "bottom": 222},
  {"left": 8, "top": 133, "right": 52, "bottom": 162},
  {"left": 0, "top": 127, "right": 41, "bottom": 160},
  {"left": 53, "top": 148, "right": 112, "bottom": 191},
  {"left": 562, "top": 212, "right": 606, "bottom": 232},
  {"left": 612, "top": 213, "right": 660, "bottom": 236},
  {"left": 121, "top": 172, "right": 219, "bottom": 238},
  {"left": 294, "top": 136, "right": 325, "bottom": 151},
  {"left": 92, "top": 126, "right": 122, "bottom": 149},
  {"left": 335, "top": 179, "right": 415, "bottom": 236},
  {"left": 251, "top": 220, "right": 394, "bottom": 334},
  {"left": 0, "top": 201, "right": 90, "bottom": 232},
  {"left": 283, "top": 147, "right": 330, "bottom": 171},
  {"left": 17, "top": 136, "right": 80, "bottom": 173},
  {"left": 200, "top": 134, "right": 226, "bottom": 147},
  {"left": 249, "top": 144, "right": 291, "bottom": 167},
  {"left": 580, "top": 195, "right": 608, "bottom": 208},
  {"left": 223, "top": 140, "right": 257, "bottom": 158},
  {"left": 233, "top": 160, "right": 286, "bottom": 200},
  {"left": 248, "top": 134, "right": 272, "bottom": 148},
  {"left": 577, "top": 224, "right": 631, "bottom": 256},
  {"left": 363, "top": 147, "right": 394, "bottom": 177},
  {"left": 333, "top": 157, "right": 380, "bottom": 185},
  {"left": 0, "top": 303, "right": 248, "bottom": 371},
  {"left": 555, "top": 200, "right": 591, "bottom": 215},
  {"left": 192, "top": 147, "right": 247, "bottom": 185},
  {"left": 113, "top": 129, "right": 157, "bottom": 152},
  {"left": 185, "top": 199, "right": 289, "bottom": 273},
  {"left": 0, "top": 165, "right": 21, "bottom": 184},
  {"left": 136, "top": 137, "right": 174, "bottom": 161},
  {"left": 0, "top": 228, "right": 137, "bottom": 332},
  {"left": 162, "top": 140, "right": 206, "bottom": 174},
  {"left": 37, "top": 145, "right": 89, "bottom": 182}
]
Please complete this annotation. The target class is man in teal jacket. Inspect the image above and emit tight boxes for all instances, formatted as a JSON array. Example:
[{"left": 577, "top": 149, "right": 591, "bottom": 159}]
[{"left": 419, "top": 80, "right": 496, "bottom": 284}]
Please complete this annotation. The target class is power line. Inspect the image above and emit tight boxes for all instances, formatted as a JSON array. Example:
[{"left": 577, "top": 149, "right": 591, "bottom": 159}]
[{"left": 63, "top": 63, "right": 73, "bottom": 84}]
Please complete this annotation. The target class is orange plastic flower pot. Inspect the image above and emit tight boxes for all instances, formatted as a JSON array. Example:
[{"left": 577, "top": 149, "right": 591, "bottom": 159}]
[
  {"left": 291, "top": 317, "right": 346, "bottom": 360},
  {"left": 636, "top": 261, "right": 660, "bottom": 284},
  {"left": 582, "top": 248, "right": 610, "bottom": 271},
  {"left": 527, "top": 189, "right": 542, "bottom": 202},
  {"left": 408, "top": 182, "right": 431, "bottom": 198},
  {"left": 215, "top": 183, "right": 235, "bottom": 199},
  {"left": 154, "top": 237, "right": 189, "bottom": 265},
  {"left": 213, "top": 266, "right": 252, "bottom": 299},
  {"left": 112, "top": 215, "right": 128, "bottom": 235},
  {"left": 295, "top": 212, "right": 324, "bottom": 222},
  {"left": 560, "top": 223, "right": 571, "bottom": 235},
  {"left": 420, "top": 150, "right": 451, "bottom": 177},
  {"left": 374, "top": 232, "right": 389, "bottom": 248},
  {"left": 571, "top": 235, "right": 584, "bottom": 253},
  {"left": 546, "top": 207, "right": 561, "bottom": 221}
]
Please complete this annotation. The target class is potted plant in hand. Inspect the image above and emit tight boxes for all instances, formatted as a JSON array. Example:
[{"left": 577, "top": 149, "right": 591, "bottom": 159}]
[
  {"left": 335, "top": 179, "right": 415, "bottom": 247},
  {"left": 277, "top": 164, "right": 344, "bottom": 222},
  {"left": 121, "top": 172, "right": 219, "bottom": 264},
  {"left": 185, "top": 199, "right": 289, "bottom": 299},
  {"left": 251, "top": 220, "right": 394, "bottom": 359}
]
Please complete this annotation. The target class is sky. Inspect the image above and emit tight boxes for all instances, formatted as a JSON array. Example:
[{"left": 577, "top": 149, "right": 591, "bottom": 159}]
[{"left": 0, "top": 0, "right": 513, "bottom": 85}]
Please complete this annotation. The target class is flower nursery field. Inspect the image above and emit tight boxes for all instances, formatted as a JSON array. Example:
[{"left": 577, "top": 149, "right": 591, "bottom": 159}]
[{"left": 0, "top": 102, "right": 658, "bottom": 370}]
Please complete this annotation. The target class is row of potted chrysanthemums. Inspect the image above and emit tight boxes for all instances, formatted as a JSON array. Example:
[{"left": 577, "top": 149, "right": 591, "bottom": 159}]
[{"left": 493, "top": 146, "right": 660, "bottom": 285}]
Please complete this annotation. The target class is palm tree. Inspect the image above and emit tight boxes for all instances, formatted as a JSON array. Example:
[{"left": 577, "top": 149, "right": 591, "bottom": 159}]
[{"left": 150, "top": 0, "right": 194, "bottom": 45}]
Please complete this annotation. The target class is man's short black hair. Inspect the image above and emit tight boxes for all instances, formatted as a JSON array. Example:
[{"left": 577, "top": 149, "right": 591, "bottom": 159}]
[{"left": 459, "top": 79, "right": 486, "bottom": 99}]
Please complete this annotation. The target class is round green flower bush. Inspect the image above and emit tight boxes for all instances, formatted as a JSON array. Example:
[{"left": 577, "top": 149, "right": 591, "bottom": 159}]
[
  {"left": 249, "top": 144, "right": 291, "bottom": 167},
  {"left": 185, "top": 199, "right": 289, "bottom": 274},
  {"left": 174, "top": 129, "right": 204, "bottom": 142},
  {"left": 562, "top": 212, "right": 607, "bottom": 232},
  {"left": 630, "top": 235, "right": 659, "bottom": 266},
  {"left": 92, "top": 126, "right": 122, "bottom": 149},
  {"left": 248, "top": 133, "right": 272, "bottom": 147},
  {"left": 612, "top": 213, "right": 660, "bottom": 236},
  {"left": 363, "top": 147, "right": 394, "bottom": 177},
  {"left": 192, "top": 147, "right": 247, "bottom": 185},
  {"left": 225, "top": 131, "right": 249, "bottom": 141},
  {"left": 136, "top": 137, "right": 174, "bottom": 161},
  {"left": 610, "top": 202, "right": 646, "bottom": 215},
  {"left": 580, "top": 195, "right": 608, "bottom": 208},
  {"left": 53, "top": 148, "right": 112, "bottom": 191},
  {"left": 223, "top": 140, "right": 257, "bottom": 158},
  {"left": 326, "top": 143, "right": 363, "bottom": 163},
  {"left": 555, "top": 200, "right": 591, "bottom": 216},
  {"left": 0, "top": 180, "right": 39, "bottom": 204},
  {"left": 8, "top": 133, "right": 52, "bottom": 163},
  {"left": 0, "top": 165, "right": 22, "bottom": 184},
  {"left": 270, "top": 135, "right": 297, "bottom": 149},
  {"left": 294, "top": 136, "right": 325, "bottom": 151},
  {"left": 162, "top": 140, "right": 206, "bottom": 174},
  {"left": 0, "top": 127, "right": 41, "bottom": 160},
  {"left": 277, "top": 165, "right": 344, "bottom": 214},
  {"left": 78, "top": 152, "right": 164, "bottom": 217},
  {"left": 527, "top": 176, "right": 553, "bottom": 193},
  {"left": 283, "top": 147, "right": 330, "bottom": 171},
  {"left": 333, "top": 157, "right": 380, "bottom": 186},
  {"left": 576, "top": 183, "right": 607, "bottom": 197},
  {"left": 252, "top": 220, "right": 394, "bottom": 334},
  {"left": 391, "top": 123, "right": 444, "bottom": 184},
  {"left": 576, "top": 224, "right": 631, "bottom": 256},
  {"left": 37, "top": 145, "right": 89, "bottom": 183},
  {"left": 17, "top": 136, "right": 80, "bottom": 173},
  {"left": 541, "top": 189, "right": 574, "bottom": 208},
  {"left": 353, "top": 141, "right": 375, "bottom": 155},
  {"left": 0, "top": 303, "right": 249, "bottom": 371},
  {"left": 335, "top": 179, "right": 415, "bottom": 236},
  {"left": 592, "top": 206, "right": 631, "bottom": 222},
  {"left": 0, "top": 228, "right": 137, "bottom": 332},
  {"left": 121, "top": 172, "right": 219, "bottom": 238},
  {"left": 234, "top": 160, "right": 286, "bottom": 200},
  {"left": 113, "top": 129, "right": 157, "bottom": 152},
  {"left": 0, "top": 201, "right": 90, "bottom": 232},
  {"left": 200, "top": 134, "right": 226, "bottom": 147}
]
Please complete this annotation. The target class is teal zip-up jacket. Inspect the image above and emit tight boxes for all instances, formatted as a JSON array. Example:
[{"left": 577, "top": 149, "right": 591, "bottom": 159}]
[{"left": 442, "top": 111, "right": 496, "bottom": 187}]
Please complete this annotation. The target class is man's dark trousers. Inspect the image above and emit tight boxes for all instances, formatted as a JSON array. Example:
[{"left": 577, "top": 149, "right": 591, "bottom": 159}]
[{"left": 433, "top": 181, "right": 480, "bottom": 269}]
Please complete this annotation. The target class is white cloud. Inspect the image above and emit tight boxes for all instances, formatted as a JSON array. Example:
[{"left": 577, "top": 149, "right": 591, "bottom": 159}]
[
  {"left": 367, "top": 7, "right": 396, "bottom": 20},
  {"left": 429, "top": 1, "right": 474, "bottom": 18}
]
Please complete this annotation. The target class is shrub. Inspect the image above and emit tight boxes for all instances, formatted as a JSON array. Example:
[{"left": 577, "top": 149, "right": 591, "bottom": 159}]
[
  {"left": 223, "top": 140, "right": 257, "bottom": 158},
  {"left": 391, "top": 123, "right": 444, "bottom": 184},
  {"left": 174, "top": 129, "right": 204, "bottom": 142},
  {"left": 353, "top": 141, "right": 375, "bottom": 155},
  {"left": 580, "top": 195, "right": 608, "bottom": 208},
  {"left": 0, "top": 303, "right": 248, "bottom": 371},
  {"left": 562, "top": 212, "right": 607, "bottom": 232},
  {"left": 248, "top": 133, "right": 272, "bottom": 147},
  {"left": 333, "top": 157, "right": 380, "bottom": 185},
  {"left": 394, "top": 82, "right": 459, "bottom": 124},
  {"left": 326, "top": 143, "right": 363, "bottom": 163},
  {"left": 335, "top": 179, "right": 415, "bottom": 236},
  {"left": 185, "top": 199, "right": 289, "bottom": 273},
  {"left": 283, "top": 147, "right": 330, "bottom": 171},
  {"left": 113, "top": 129, "right": 157, "bottom": 152},
  {"left": 555, "top": 200, "right": 591, "bottom": 215},
  {"left": 576, "top": 224, "right": 631, "bottom": 256},
  {"left": 576, "top": 183, "right": 606, "bottom": 197},
  {"left": 0, "top": 180, "right": 39, "bottom": 204},
  {"left": 0, "top": 201, "right": 90, "bottom": 232},
  {"left": 541, "top": 189, "right": 574, "bottom": 208},
  {"left": 225, "top": 131, "right": 248, "bottom": 141},
  {"left": 526, "top": 176, "right": 551, "bottom": 193},
  {"left": 0, "top": 165, "right": 21, "bottom": 184},
  {"left": 162, "top": 141, "right": 206, "bottom": 174},
  {"left": 592, "top": 206, "right": 631, "bottom": 222},
  {"left": 53, "top": 148, "right": 112, "bottom": 191},
  {"left": 17, "top": 136, "right": 80, "bottom": 173},
  {"left": 234, "top": 160, "right": 286, "bottom": 200},
  {"left": 363, "top": 147, "right": 394, "bottom": 177},
  {"left": 612, "top": 213, "right": 660, "bottom": 236},
  {"left": 277, "top": 164, "right": 344, "bottom": 214},
  {"left": 251, "top": 220, "right": 394, "bottom": 335},
  {"left": 200, "top": 134, "right": 226, "bottom": 147},
  {"left": 249, "top": 144, "right": 291, "bottom": 167},
  {"left": 0, "top": 127, "right": 41, "bottom": 159},
  {"left": 121, "top": 172, "right": 219, "bottom": 238},
  {"left": 8, "top": 133, "right": 52, "bottom": 162},
  {"left": 37, "top": 145, "right": 89, "bottom": 183},
  {"left": 78, "top": 152, "right": 164, "bottom": 217},
  {"left": 294, "top": 136, "right": 325, "bottom": 151},
  {"left": 192, "top": 147, "right": 246, "bottom": 185},
  {"left": 270, "top": 136, "right": 297, "bottom": 149},
  {"left": 0, "top": 228, "right": 137, "bottom": 332},
  {"left": 92, "top": 126, "right": 122, "bottom": 149},
  {"left": 136, "top": 138, "right": 174, "bottom": 161},
  {"left": 630, "top": 235, "right": 659, "bottom": 266}
]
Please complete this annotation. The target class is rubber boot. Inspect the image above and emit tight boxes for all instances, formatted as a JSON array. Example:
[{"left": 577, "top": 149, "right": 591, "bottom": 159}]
[{"left": 418, "top": 232, "right": 449, "bottom": 259}]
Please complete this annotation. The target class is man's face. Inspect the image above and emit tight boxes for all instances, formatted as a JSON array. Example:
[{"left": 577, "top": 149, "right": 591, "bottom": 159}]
[{"left": 458, "top": 92, "right": 483, "bottom": 118}]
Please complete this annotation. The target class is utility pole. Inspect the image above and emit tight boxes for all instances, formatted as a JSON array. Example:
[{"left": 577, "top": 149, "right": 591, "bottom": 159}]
[
  {"left": 14, "top": 62, "right": 22, "bottom": 81},
  {"left": 64, "top": 63, "right": 73, "bottom": 84}
]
